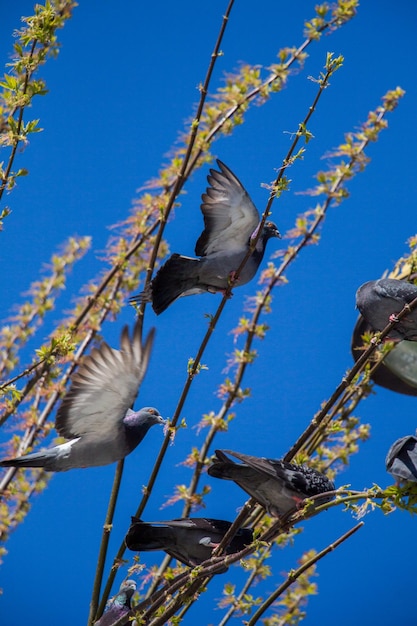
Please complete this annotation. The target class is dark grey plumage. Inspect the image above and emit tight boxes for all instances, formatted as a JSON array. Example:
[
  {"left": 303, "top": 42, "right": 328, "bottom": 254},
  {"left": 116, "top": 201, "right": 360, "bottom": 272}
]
[
  {"left": 0, "top": 321, "right": 164, "bottom": 471},
  {"left": 356, "top": 278, "right": 417, "bottom": 340},
  {"left": 125, "top": 517, "right": 253, "bottom": 568},
  {"left": 94, "top": 579, "right": 136, "bottom": 626},
  {"left": 208, "top": 450, "right": 335, "bottom": 518},
  {"left": 130, "top": 160, "right": 280, "bottom": 314},
  {"left": 386, "top": 435, "right": 417, "bottom": 483}
]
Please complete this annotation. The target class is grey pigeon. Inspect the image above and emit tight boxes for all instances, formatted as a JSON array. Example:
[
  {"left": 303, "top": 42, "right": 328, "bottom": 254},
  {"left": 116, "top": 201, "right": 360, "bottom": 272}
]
[
  {"left": 130, "top": 160, "right": 280, "bottom": 314},
  {"left": 125, "top": 517, "right": 253, "bottom": 568},
  {"left": 356, "top": 278, "right": 417, "bottom": 340},
  {"left": 95, "top": 579, "right": 136, "bottom": 626},
  {"left": 208, "top": 450, "right": 335, "bottom": 518},
  {"left": 386, "top": 435, "right": 417, "bottom": 483},
  {"left": 0, "top": 322, "right": 164, "bottom": 471}
]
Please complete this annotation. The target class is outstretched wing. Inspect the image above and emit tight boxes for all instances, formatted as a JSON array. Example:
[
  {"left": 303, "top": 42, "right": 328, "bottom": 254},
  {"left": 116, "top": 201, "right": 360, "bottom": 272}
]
[
  {"left": 55, "top": 321, "right": 155, "bottom": 439},
  {"left": 195, "top": 160, "right": 260, "bottom": 257}
]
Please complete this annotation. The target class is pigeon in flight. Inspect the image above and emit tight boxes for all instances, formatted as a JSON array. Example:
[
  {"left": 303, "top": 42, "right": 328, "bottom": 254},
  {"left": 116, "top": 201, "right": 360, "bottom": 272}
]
[
  {"left": 94, "top": 579, "right": 136, "bottom": 626},
  {"left": 0, "top": 322, "right": 164, "bottom": 471},
  {"left": 125, "top": 517, "right": 253, "bottom": 568},
  {"left": 208, "top": 450, "right": 335, "bottom": 518},
  {"left": 356, "top": 278, "right": 417, "bottom": 340},
  {"left": 131, "top": 160, "right": 280, "bottom": 314},
  {"left": 386, "top": 435, "right": 417, "bottom": 483}
]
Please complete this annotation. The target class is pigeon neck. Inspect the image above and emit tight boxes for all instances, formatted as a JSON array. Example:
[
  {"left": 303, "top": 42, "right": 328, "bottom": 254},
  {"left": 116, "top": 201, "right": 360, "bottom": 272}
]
[{"left": 123, "top": 412, "right": 152, "bottom": 442}]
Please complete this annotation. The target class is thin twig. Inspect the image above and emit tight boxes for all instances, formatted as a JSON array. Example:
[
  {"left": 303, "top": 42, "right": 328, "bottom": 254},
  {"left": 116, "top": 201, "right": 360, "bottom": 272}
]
[
  {"left": 217, "top": 553, "right": 270, "bottom": 626},
  {"left": 88, "top": 460, "right": 125, "bottom": 626},
  {"left": 0, "top": 40, "right": 37, "bottom": 202},
  {"left": 246, "top": 522, "right": 364, "bottom": 625}
]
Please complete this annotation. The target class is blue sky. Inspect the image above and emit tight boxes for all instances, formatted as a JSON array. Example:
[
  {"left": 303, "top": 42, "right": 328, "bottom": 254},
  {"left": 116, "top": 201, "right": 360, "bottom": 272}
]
[{"left": 1, "top": 1, "right": 417, "bottom": 624}]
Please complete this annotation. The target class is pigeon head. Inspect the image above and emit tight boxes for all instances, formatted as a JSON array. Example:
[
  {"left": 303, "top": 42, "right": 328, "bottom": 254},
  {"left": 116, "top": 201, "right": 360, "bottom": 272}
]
[
  {"left": 263, "top": 221, "right": 281, "bottom": 241},
  {"left": 124, "top": 407, "right": 164, "bottom": 429},
  {"left": 95, "top": 579, "right": 137, "bottom": 625},
  {"left": 121, "top": 407, "right": 165, "bottom": 456},
  {"left": 118, "top": 579, "right": 136, "bottom": 604}
]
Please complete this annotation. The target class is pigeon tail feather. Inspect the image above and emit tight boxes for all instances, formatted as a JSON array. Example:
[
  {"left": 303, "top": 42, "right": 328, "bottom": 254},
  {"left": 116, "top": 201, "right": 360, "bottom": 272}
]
[
  {"left": 207, "top": 450, "right": 236, "bottom": 480},
  {"left": 129, "top": 284, "right": 152, "bottom": 306},
  {"left": 151, "top": 254, "right": 201, "bottom": 314},
  {"left": 1, "top": 449, "right": 58, "bottom": 470},
  {"left": 0, "top": 439, "right": 80, "bottom": 471},
  {"left": 125, "top": 521, "right": 173, "bottom": 551}
]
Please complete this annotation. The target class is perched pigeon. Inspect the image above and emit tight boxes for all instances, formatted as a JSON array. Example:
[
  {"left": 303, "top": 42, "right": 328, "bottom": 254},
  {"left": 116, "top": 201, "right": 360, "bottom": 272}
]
[
  {"left": 208, "top": 450, "right": 335, "bottom": 518},
  {"left": 356, "top": 278, "right": 417, "bottom": 340},
  {"left": 131, "top": 160, "right": 280, "bottom": 314},
  {"left": 125, "top": 517, "right": 253, "bottom": 568},
  {"left": 0, "top": 322, "right": 164, "bottom": 471},
  {"left": 95, "top": 579, "right": 136, "bottom": 626},
  {"left": 386, "top": 435, "right": 417, "bottom": 483}
]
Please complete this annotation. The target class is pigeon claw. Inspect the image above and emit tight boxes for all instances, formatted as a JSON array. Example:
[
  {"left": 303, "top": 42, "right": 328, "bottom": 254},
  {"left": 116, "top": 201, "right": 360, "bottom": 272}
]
[
  {"left": 227, "top": 270, "right": 240, "bottom": 290},
  {"left": 218, "top": 287, "right": 233, "bottom": 299},
  {"left": 292, "top": 495, "right": 305, "bottom": 508}
]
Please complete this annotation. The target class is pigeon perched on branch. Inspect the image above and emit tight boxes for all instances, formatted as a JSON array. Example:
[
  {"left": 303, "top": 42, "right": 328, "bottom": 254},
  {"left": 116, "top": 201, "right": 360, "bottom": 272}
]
[
  {"left": 208, "top": 449, "right": 335, "bottom": 518},
  {"left": 125, "top": 517, "right": 253, "bottom": 568},
  {"left": 131, "top": 160, "right": 280, "bottom": 314},
  {"left": 94, "top": 579, "right": 136, "bottom": 626},
  {"left": 385, "top": 435, "right": 417, "bottom": 483},
  {"left": 0, "top": 322, "right": 164, "bottom": 471},
  {"left": 356, "top": 278, "right": 417, "bottom": 340}
]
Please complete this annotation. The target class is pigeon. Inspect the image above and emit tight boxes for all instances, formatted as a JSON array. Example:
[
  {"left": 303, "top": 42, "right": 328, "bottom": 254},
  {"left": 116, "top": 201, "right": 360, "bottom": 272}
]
[
  {"left": 351, "top": 315, "right": 417, "bottom": 397},
  {"left": 0, "top": 321, "right": 164, "bottom": 471},
  {"left": 125, "top": 517, "right": 253, "bottom": 568},
  {"left": 94, "top": 579, "right": 136, "bottom": 626},
  {"left": 130, "top": 160, "right": 280, "bottom": 314},
  {"left": 385, "top": 435, "right": 417, "bottom": 483},
  {"left": 356, "top": 278, "right": 417, "bottom": 340},
  {"left": 208, "top": 450, "right": 335, "bottom": 518}
]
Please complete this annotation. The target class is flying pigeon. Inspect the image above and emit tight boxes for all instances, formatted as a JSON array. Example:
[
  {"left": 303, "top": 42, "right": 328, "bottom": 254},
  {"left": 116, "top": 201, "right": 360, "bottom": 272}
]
[
  {"left": 125, "top": 517, "right": 253, "bottom": 568},
  {"left": 95, "top": 579, "right": 136, "bottom": 626},
  {"left": 0, "top": 322, "right": 164, "bottom": 471},
  {"left": 130, "top": 160, "right": 280, "bottom": 314},
  {"left": 208, "top": 450, "right": 335, "bottom": 518},
  {"left": 356, "top": 278, "right": 417, "bottom": 340},
  {"left": 385, "top": 435, "right": 417, "bottom": 483}
]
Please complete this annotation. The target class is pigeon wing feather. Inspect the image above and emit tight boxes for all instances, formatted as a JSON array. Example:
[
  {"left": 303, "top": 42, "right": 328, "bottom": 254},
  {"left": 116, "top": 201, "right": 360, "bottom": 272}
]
[
  {"left": 195, "top": 160, "right": 260, "bottom": 257},
  {"left": 55, "top": 322, "right": 154, "bottom": 439},
  {"left": 375, "top": 279, "right": 417, "bottom": 303}
]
